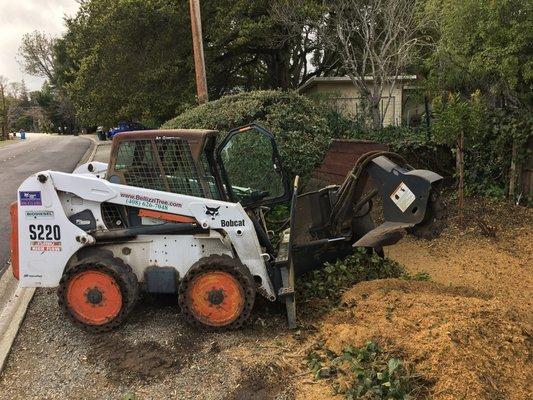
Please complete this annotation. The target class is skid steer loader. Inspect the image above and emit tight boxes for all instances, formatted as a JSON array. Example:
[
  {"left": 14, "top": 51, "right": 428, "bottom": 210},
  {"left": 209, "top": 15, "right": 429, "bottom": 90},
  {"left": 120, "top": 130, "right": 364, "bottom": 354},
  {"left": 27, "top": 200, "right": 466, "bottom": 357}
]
[{"left": 10, "top": 124, "right": 445, "bottom": 331}]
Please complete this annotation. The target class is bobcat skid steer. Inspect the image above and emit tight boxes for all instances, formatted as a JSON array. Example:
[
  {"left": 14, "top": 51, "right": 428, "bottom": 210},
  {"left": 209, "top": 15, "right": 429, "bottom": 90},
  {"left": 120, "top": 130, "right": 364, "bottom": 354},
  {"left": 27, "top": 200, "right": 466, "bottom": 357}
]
[{"left": 10, "top": 124, "right": 445, "bottom": 332}]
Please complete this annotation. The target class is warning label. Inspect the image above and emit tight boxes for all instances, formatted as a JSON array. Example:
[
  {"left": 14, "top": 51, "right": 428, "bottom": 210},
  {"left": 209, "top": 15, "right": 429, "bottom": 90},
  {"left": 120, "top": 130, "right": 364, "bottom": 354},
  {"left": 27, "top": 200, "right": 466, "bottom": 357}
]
[
  {"left": 390, "top": 182, "right": 416, "bottom": 212},
  {"left": 30, "top": 241, "right": 62, "bottom": 252}
]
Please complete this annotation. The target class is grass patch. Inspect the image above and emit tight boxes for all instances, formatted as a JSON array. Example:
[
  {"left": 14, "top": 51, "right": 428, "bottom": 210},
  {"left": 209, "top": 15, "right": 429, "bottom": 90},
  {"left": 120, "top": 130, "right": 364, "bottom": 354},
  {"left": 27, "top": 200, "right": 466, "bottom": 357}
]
[
  {"left": 0, "top": 139, "right": 16, "bottom": 148},
  {"left": 307, "top": 341, "right": 432, "bottom": 399}
]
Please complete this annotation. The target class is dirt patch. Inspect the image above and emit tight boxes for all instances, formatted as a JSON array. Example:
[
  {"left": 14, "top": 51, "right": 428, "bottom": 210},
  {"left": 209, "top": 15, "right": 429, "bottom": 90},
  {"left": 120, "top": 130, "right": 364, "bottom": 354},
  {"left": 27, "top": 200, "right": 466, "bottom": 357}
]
[
  {"left": 227, "top": 363, "right": 294, "bottom": 400},
  {"left": 88, "top": 339, "right": 179, "bottom": 384},
  {"left": 293, "top": 200, "right": 533, "bottom": 400},
  {"left": 387, "top": 200, "right": 533, "bottom": 319}
]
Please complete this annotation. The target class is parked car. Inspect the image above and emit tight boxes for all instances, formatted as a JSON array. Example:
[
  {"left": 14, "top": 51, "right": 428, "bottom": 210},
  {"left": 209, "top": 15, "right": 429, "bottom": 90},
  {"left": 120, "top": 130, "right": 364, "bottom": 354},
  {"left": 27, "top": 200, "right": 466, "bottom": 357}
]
[{"left": 107, "top": 121, "right": 150, "bottom": 139}]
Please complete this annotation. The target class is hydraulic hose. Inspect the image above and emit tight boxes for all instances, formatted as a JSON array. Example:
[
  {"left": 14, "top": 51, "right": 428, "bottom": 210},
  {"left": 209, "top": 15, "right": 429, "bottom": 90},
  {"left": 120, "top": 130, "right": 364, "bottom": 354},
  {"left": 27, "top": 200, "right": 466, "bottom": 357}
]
[{"left": 329, "top": 151, "right": 408, "bottom": 235}]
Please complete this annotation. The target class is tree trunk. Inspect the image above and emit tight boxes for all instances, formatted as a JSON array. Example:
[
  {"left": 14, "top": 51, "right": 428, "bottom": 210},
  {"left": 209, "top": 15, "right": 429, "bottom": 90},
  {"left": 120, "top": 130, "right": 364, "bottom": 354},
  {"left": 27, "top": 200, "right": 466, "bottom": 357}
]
[
  {"left": 1, "top": 88, "right": 8, "bottom": 140},
  {"left": 370, "top": 99, "right": 382, "bottom": 130},
  {"left": 456, "top": 130, "right": 465, "bottom": 220},
  {"left": 509, "top": 137, "right": 518, "bottom": 201},
  {"left": 267, "top": 49, "right": 291, "bottom": 90}
]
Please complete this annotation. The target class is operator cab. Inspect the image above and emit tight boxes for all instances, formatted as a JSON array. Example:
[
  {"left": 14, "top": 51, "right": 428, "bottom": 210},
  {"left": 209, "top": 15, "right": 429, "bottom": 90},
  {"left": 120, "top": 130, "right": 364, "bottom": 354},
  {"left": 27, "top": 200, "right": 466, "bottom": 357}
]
[{"left": 106, "top": 124, "right": 290, "bottom": 210}]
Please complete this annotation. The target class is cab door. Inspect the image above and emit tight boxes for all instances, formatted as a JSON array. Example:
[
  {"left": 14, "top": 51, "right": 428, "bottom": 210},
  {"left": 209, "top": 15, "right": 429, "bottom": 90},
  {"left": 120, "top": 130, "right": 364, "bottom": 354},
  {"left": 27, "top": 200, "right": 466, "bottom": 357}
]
[{"left": 216, "top": 124, "right": 290, "bottom": 208}]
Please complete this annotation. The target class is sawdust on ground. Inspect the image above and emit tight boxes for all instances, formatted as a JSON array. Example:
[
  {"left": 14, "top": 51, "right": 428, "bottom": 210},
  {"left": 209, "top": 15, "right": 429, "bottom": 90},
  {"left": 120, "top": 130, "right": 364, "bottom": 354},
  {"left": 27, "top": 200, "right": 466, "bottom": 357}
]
[{"left": 295, "top": 199, "right": 532, "bottom": 400}]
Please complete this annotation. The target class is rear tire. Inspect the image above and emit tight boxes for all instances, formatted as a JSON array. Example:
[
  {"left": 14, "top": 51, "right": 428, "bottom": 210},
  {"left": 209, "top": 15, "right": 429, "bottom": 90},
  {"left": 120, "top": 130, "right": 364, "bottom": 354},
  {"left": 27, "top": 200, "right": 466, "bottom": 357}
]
[
  {"left": 178, "top": 255, "right": 256, "bottom": 330},
  {"left": 57, "top": 258, "right": 138, "bottom": 333}
]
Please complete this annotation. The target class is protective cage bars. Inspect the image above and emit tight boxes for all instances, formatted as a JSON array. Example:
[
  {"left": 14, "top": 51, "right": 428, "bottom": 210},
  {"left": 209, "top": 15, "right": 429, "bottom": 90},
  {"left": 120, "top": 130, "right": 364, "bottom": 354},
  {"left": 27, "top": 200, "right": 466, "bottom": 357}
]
[{"left": 115, "top": 138, "right": 205, "bottom": 197}]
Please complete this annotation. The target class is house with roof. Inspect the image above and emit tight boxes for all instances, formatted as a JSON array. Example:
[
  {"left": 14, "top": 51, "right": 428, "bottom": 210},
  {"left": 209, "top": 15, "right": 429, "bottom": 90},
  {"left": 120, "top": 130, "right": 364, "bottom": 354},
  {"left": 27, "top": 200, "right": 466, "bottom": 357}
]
[{"left": 297, "top": 75, "right": 423, "bottom": 127}]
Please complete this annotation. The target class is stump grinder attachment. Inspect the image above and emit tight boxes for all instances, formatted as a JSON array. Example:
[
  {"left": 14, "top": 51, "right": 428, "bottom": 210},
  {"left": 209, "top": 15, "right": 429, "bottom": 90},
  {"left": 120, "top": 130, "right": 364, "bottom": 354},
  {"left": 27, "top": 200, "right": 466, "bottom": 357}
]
[{"left": 12, "top": 124, "right": 444, "bottom": 331}]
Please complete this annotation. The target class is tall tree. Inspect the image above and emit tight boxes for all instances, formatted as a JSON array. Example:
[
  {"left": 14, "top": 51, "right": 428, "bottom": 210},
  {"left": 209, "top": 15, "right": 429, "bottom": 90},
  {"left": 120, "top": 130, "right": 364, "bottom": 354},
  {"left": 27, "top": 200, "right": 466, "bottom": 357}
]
[
  {"left": 17, "top": 0, "right": 339, "bottom": 127},
  {"left": 18, "top": 31, "right": 78, "bottom": 132},
  {"left": 275, "top": 0, "right": 428, "bottom": 129},
  {"left": 50, "top": 0, "right": 331, "bottom": 126},
  {"left": 60, "top": 0, "right": 197, "bottom": 126},
  {"left": 424, "top": 0, "right": 533, "bottom": 109},
  {"left": 204, "top": 0, "right": 333, "bottom": 93},
  {"left": 18, "top": 31, "right": 57, "bottom": 82},
  {"left": 326, "top": 0, "right": 428, "bottom": 129}
]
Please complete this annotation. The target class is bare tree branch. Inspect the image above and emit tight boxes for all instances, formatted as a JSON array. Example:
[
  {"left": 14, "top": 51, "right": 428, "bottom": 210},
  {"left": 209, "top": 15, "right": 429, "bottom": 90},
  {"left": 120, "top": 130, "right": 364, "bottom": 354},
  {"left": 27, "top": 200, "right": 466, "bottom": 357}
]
[
  {"left": 18, "top": 31, "right": 57, "bottom": 82},
  {"left": 326, "top": 0, "right": 430, "bottom": 128}
]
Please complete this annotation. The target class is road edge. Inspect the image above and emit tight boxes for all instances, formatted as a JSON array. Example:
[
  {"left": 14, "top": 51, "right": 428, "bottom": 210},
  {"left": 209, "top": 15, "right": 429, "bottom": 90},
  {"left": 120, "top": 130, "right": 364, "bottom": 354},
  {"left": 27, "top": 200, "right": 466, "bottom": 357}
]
[
  {"left": 0, "top": 276, "right": 35, "bottom": 372},
  {"left": 0, "top": 136, "right": 97, "bottom": 374}
]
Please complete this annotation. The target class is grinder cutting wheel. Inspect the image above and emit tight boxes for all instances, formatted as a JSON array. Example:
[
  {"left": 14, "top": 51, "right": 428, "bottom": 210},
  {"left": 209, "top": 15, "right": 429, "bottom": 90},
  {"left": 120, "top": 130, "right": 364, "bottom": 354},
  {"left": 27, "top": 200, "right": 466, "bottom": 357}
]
[{"left": 11, "top": 123, "right": 445, "bottom": 331}]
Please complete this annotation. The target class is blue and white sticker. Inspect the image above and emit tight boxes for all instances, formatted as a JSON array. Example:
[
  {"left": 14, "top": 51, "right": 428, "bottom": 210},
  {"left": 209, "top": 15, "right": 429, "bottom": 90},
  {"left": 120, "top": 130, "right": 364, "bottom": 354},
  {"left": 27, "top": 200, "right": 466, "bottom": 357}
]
[{"left": 20, "top": 191, "right": 42, "bottom": 206}]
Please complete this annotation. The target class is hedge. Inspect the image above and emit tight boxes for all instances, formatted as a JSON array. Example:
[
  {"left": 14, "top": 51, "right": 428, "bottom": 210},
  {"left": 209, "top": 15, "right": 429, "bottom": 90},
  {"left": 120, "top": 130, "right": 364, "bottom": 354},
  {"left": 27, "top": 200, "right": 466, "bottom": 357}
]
[{"left": 162, "top": 90, "right": 333, "bottom": 178}]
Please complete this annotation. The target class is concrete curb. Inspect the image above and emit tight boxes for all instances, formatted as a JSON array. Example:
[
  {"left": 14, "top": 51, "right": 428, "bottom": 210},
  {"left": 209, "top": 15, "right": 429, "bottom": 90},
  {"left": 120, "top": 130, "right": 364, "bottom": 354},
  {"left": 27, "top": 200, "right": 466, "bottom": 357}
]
[
  {"left": 0, "top": 267, "right": 35, "bottom": 371},
  {"left": 79, "top": 136, "right": 98, "bottom": 165},
  {"left": 0, "top": 136, "right": 97, "bottom": 374}
]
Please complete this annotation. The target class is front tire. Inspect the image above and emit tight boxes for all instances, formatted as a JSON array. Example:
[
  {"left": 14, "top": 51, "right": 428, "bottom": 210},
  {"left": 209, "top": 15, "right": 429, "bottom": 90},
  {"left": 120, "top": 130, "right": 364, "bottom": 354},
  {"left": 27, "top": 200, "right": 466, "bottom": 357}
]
[{"left": 178, "top": 255, "right": 256, "bottom": 330}]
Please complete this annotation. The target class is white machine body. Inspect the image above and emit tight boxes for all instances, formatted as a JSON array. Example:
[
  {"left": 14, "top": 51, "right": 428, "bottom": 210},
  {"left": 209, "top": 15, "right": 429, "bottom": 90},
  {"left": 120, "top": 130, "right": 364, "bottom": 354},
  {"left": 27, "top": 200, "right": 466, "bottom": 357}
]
[{"left": 16, "top": 167, "right": 276, "bottom": 299}]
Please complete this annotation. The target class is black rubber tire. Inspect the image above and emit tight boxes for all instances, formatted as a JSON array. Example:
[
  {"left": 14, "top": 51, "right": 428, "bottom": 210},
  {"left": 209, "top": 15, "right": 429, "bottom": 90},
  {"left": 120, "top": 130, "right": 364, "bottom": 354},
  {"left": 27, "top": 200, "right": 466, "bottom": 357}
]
[
  {"left": 57, "top": 258, "right": 139, "bottom": 333},
  {"left": 178, "top": 254, "right": 256, "bottom": 331},
  {"left": 408, "top": 185, "right": 447, "bottom": 239}
]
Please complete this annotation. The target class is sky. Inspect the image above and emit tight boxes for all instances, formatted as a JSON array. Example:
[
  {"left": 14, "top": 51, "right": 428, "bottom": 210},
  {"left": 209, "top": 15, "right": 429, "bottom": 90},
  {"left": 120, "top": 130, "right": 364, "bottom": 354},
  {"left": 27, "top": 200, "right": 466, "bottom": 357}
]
[{"left": 0, "top": 0, "right": 80, "bottom": 91}]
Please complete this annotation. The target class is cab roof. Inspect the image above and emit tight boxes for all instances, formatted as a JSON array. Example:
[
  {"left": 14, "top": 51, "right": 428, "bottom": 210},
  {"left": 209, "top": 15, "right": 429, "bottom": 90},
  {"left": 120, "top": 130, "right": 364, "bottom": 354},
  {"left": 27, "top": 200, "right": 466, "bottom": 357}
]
[
  {"left": 112, "top": 129, "right": 219, "bottom": 158},
  {"left": 113, "top": 129, "right": 219, "bottom": 141}
]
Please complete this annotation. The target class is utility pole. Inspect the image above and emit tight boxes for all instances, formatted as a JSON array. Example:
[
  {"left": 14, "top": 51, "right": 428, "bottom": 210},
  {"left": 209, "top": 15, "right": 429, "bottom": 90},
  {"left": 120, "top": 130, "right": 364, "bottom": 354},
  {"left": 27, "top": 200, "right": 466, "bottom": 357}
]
[
  {"left": 189, "top": 0, "right": 208, "bottom": 104},
  {"left": 0, "top": 79, "right": 8, "bottom": 140}
]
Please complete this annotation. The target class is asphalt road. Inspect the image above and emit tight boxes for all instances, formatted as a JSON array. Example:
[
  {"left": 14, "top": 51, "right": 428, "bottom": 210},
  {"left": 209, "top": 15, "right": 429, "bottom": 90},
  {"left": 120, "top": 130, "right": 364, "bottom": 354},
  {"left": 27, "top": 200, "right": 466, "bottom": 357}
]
[{"left": 0, "top": 134, "right": 91, "bottom": 275}]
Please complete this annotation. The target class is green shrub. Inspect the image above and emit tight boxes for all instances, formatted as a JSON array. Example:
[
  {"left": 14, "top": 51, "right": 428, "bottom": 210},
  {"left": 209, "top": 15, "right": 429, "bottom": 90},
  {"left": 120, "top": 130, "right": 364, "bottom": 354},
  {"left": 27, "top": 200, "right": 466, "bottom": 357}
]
[
  {"left": 308, "top": 341, "right": 430, "bottom": 399},
  {"left": 298, "top": 249, "right": 405, "bottom": 305},
  {"left": 162, "top": 90, "right": 333, "bottom": 178}
]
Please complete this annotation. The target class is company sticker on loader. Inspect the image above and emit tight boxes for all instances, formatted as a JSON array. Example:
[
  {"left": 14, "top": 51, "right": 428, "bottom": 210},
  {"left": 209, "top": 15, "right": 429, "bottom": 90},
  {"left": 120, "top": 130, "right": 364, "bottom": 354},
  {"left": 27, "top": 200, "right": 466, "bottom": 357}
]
[
  {"left": 390, "top": 182, "right": 416, "bottom": 212},
  {"left": 30, "top": 241, "right": 62, "bottom": 252},
  {"left": 29, "top": 225, "right": 62, "bottom": 252},
  {"left": 25, "top": 210, "right": 54, "bottom": 220},
  {"left": 119, "top": 192, "right": 182, "bottom": 211},
  {"left": 20, "top": 191, "right": 42, "bottom": 206}
]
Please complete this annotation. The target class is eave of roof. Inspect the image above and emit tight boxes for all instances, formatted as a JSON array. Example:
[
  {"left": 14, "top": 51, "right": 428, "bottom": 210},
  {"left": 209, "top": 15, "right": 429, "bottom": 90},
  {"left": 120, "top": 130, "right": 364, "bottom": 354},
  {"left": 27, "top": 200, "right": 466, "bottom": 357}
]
[{"left": 297, "top": 75, "right": 418, "bottom": 93}]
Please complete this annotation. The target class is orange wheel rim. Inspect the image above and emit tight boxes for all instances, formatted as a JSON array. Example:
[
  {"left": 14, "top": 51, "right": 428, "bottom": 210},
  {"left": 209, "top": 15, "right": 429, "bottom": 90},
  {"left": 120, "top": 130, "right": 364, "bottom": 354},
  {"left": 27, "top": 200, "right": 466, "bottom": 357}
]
[
  {"left": 66, "top": 270, "right": 122, "bottom": 325},
  {"left": 187, "top": 271, "right": 244, "bottom": 326}
]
